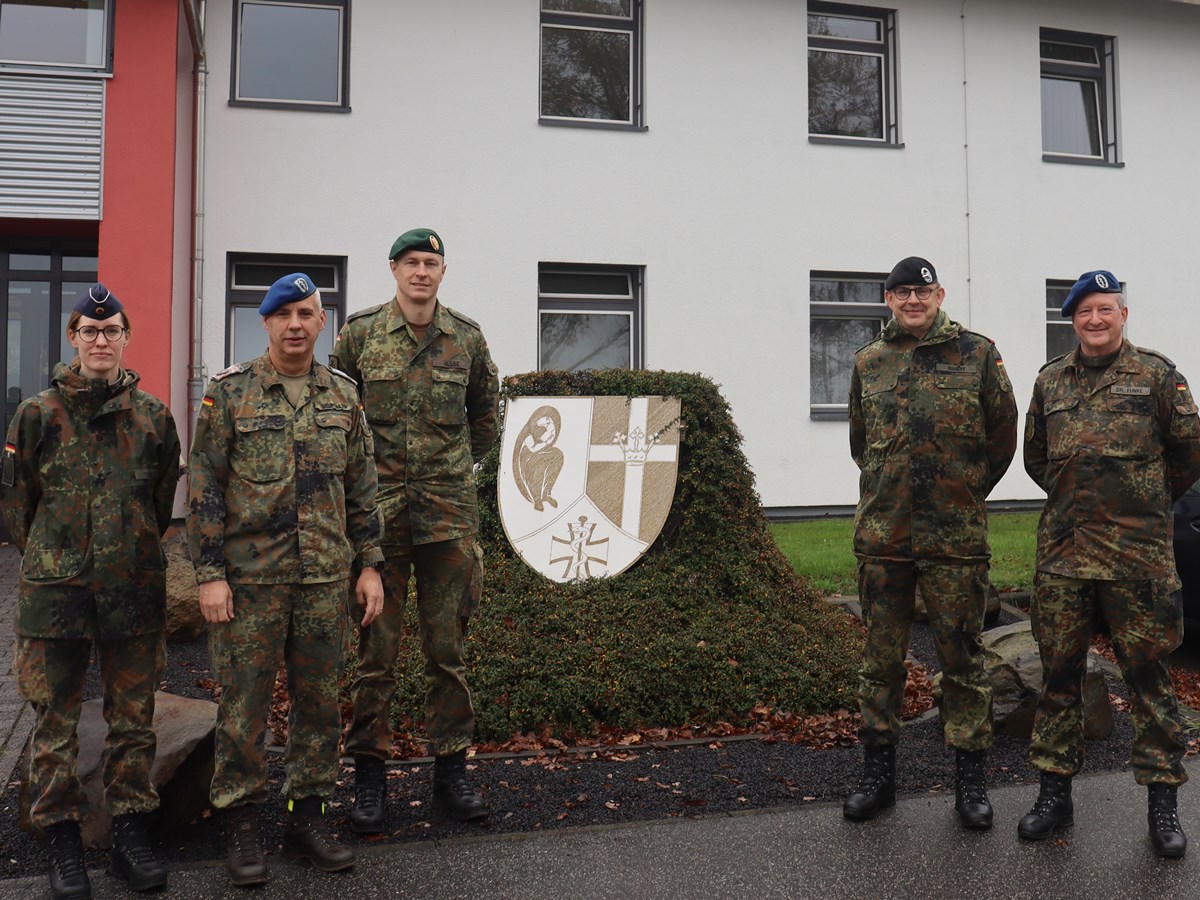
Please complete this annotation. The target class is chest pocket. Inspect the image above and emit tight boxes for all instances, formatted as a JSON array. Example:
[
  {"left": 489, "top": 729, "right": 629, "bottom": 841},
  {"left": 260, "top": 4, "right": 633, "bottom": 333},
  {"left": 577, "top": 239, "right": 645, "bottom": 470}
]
[
  {"left": 1103, "top": 389, "right": 1155, "bottom": 459},
  {"left": 232, "top": 415, "right": 289, "bottom": 482},
  {"left": 1044, "top": 395, "right": 1081, "bottom": 459},
  {"left": 432, "top": 363, "right": 469, "bottom": 425},
  {"left": 361, "top": 364, "right": 405, "bottom": 426},
  {"left": 933, "top": 373, "right": 983, "bottom": 437},
  {"left": 316, "top": 407, "right": 353, "bottom": 473}
]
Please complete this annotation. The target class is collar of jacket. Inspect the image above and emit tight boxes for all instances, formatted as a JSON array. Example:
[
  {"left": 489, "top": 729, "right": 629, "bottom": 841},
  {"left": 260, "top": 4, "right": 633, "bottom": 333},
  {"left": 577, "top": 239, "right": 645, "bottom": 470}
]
[
  {"left": 882, "top": 308, "right": 956, "bottom": 345},
  {"left": 250, "top": 352, "right": 335, "bottom": 391},
  {"left": 52, "top": 361, "right": 137, "bottom": 419},
  {"left": 1066, "top": 338, "right": 1137, "bottom": 374},
  {"left": 385, "top": 298, "right": 457, "bottom": 337}
]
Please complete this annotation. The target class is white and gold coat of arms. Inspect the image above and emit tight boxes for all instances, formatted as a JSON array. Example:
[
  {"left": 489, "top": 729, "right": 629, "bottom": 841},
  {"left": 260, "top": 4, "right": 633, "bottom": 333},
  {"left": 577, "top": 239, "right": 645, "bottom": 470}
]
[{"left": 498, "top": 396, "right": 682, "bottom": 582}]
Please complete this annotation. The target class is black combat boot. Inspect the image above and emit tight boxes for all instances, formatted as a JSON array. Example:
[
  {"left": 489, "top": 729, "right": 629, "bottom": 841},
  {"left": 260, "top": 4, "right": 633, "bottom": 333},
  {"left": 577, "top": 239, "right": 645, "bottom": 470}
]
[
  {"left": 843, "top": 744, "right": 897, "bottom": 820},
  {"left": 1148, "top": 783, "right": 1188, "bottom": 859},
  {"left": 44, "top": 820, "right": 91, "bottom": 900},
  {"left": 1017, "top": 772, "right": 1074, "bottom": 840},
  {"left": 225, "top": 804, "right": 270, "bottom": 886},
  {"left": 433, "top": 749, "right": 488, "bottom": 821},
  {"left": 109, "top": 812, "right": 167, "bottom": 891},
  {"left": 954, "top": 749, "right": 994, "bottom": 829},
  {"left": 282, "top": 797, "right": 355, "bottom": 872},
  {"left": 349, "top": 754, "right": 387, "bottom": 834}
]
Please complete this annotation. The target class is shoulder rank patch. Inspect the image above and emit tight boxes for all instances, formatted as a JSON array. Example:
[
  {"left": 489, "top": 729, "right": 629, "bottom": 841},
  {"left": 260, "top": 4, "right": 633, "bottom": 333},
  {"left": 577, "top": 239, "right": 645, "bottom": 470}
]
[
  {"left": 345, "top": 301, "right": 389, "bottom": 324},
  {"left": 2, "top": 442, "right": 15, "bottom": 487},
  {"left": 211, "top": 363, "right": 244, "bottom": 382},
  {"left": 445, "top": 305, "right": 482, "bottom": 330},
  {"left": 328, "top": 365, "right": 356, "bottom": 382}
]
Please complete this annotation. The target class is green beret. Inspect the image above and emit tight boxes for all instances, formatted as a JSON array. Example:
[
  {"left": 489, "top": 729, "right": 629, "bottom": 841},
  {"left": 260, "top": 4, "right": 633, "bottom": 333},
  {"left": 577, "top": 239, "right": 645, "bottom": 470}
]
[{"left": 388, "top": 228, "right": 444, "bottom": 261}]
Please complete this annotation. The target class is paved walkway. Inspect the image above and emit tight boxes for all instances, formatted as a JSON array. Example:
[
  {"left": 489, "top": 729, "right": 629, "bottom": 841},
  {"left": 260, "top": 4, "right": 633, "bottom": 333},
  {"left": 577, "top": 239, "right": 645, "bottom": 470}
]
[{"left": 0, "top": 544, "right": 30, "bottom": 789}]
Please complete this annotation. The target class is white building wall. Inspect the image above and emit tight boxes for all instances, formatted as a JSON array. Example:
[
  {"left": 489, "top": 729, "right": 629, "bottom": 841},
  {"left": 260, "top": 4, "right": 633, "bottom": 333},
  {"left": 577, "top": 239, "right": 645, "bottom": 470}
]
[{"left": 198, "top": 0, "right": 1200, "bottom": 510}]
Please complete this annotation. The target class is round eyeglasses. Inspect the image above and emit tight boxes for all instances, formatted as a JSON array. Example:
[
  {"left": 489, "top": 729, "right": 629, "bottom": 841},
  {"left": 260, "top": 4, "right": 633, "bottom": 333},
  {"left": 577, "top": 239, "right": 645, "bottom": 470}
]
[
  {"left": 890, "top": 285, "right": 937, "bottom": 300},
  {"left": 73, "top": 325, "right": 128, "bottom": 343}
]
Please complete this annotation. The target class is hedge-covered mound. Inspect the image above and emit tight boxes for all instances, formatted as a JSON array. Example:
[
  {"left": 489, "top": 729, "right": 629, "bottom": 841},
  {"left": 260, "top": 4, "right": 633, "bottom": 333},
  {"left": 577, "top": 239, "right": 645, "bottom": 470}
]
[{"left": 381, "top": 370, "right": 864, "bottom": 742}]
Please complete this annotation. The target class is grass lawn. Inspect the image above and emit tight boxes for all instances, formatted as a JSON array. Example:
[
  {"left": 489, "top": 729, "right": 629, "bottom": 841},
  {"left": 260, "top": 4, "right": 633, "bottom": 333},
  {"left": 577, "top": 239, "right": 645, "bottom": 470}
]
[{"left": 770, "top": 511, "right": 1039, "bottom": 596}]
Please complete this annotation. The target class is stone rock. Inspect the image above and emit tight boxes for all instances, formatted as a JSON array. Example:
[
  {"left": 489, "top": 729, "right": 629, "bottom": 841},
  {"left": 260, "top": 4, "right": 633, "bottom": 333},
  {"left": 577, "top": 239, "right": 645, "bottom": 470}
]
[
  {"left": 164, "top": 534, "right": 204, "bottom": 642},
  {"left": 914, "top": 582, "right": 1001, "bottom": 625},
  {"left": 20, "top": 691, "right": 217, "bottom": 847},
  {"left": 931, "top": 620, "right": 1113, "bottom": 740}
]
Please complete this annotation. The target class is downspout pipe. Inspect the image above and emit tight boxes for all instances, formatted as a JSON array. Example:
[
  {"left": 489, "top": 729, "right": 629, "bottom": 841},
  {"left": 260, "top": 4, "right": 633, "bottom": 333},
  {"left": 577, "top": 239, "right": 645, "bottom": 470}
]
[{"left": 183, "top": 0, "right": 207, "bottom": 438}]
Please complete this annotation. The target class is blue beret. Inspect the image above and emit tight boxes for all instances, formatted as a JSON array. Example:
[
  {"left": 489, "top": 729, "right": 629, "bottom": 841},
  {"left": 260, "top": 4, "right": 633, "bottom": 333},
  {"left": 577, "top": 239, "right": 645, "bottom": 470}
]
[
  {"left": 885, "top": 256, "right": 938, "bottom": 291},
  {"left": 1061, "top": 270, "right": 1121, "bottom": 317},
  {"left": 72, "top": 283, "right": 124, "bottom": 320},
  {"left": 259, "top": 273, "right": 318, "bottom": 316},
  {"left": 389, "top": 228, "right": 443, "bottom": 261}
]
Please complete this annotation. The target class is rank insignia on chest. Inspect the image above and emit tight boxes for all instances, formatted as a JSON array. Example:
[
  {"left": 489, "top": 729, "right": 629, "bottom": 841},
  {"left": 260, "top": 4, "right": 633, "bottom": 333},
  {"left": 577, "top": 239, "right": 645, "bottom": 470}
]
[{"left": 1111, "top": 385, "right": 1150, "bottom": 396}]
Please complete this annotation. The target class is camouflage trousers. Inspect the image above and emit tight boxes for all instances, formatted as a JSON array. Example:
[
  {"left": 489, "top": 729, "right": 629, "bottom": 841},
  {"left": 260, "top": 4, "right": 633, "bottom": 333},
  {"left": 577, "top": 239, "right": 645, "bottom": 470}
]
[
  {"left": 1030, "top": 574, "right": 1186, "bottom": 785},
  {"left": 858, "top": 559, "right": 992, "bottom": 750},
  {"left": 345, "top": 538, "right": 480, "bottom": 759},
  {"left": 208, "top": 580, "right": 348, "bottom": 808},
  {"left": 15, "top": 632, "right": 164, "bottom": 829}
]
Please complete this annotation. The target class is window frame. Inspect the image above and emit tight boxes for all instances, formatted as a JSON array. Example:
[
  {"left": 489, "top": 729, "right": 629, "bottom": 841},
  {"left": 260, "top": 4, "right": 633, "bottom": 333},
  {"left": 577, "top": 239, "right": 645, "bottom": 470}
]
[
  {"left": 807, "top": 2, "right": 900, "bottom": 148},
  {"left": 230, "top": 0, "right": 351, "bottom": 112},
  {"left": 809, "top": 270, "right": 889, "bottom": 419},
  {"left": 537, "top": 263, "right": 644, "bottom": 372},
  {"left": 1040, "top": 27, "right": 1120, "bottom": 167},
  {"left": 0, "top": 0, "right": 113, "bottom": 74},
  {"left": 225, "top": 253, "right": 346, "bottom": 367},
  {"left": 538, "top": 0, "right": 645, "bottom": 131}
]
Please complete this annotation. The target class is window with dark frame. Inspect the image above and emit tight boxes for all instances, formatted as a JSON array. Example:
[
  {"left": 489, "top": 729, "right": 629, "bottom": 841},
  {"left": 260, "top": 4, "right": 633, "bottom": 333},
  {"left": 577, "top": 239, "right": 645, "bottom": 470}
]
[
  {"left": 539, "top": 0, "right": 642, "bottom": 127},
  {"left": 808, "top": 2, "right": 898, "bottom": 145},
  {"left": 1040, "top": 28, "right": 1118, "bottom": 164},
  {"left": 538, "top": 264, "right": 643, "bottom": 371},
  {"left": 810, "top": 271, "right": 888, "bottom": 417},
  {"left": 231, "top": 0, "right": 349, "bottom": 110},
  {"left": 0, "top": 0, "right": 111, "bottom": 71},
  {"left": 226, "top": 255, "right": 345, "bottom": 367}
]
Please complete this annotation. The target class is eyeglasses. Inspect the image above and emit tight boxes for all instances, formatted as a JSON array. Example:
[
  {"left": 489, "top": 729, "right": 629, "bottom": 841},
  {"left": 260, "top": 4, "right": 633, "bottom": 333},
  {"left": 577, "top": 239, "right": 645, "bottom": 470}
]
[
  {"left": 73, "top": 325, "right": 128, "bottom": 343},
  {"left": 890, "top": 285, "right": 937, "bottom": 300}
]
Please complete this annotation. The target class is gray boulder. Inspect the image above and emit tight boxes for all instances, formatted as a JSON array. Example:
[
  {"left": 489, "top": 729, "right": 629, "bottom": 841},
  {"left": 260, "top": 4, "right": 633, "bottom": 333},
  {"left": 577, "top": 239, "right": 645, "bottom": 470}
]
[
  {"left": 20, "top": 691, "right": 216, "bottom": 847},
  {"left": 932, "top": 620, "right": 1113, "bottom": 740}
]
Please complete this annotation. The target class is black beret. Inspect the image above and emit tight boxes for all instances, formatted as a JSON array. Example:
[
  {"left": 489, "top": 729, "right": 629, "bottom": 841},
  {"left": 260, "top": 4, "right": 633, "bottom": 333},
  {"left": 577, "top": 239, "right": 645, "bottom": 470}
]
[
  {"left": 389, "top": 228, "right": 443, "bottom": 261},
  {"left": 885, "top": 257, "right": 938, "bottom": 291},
  {"left": 1061, "top": 270, "right": 1121, "bottom": 317},
  {"left": 259, "top": 273, "right": 318, "bottom": 316},
  {"left": 72, "top": 283, "right": 124, "bottom": 320}
]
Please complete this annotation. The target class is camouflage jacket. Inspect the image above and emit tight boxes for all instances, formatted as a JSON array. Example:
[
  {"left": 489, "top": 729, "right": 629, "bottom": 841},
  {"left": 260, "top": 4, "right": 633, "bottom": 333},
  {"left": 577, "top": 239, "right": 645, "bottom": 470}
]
[
  {"left": 849, "top": 310, "right": 1018, "bottom": 562},
  {"left": 1, "top": 364, "right": 182, "bottom": 639},
  {"left": 330, "top": 298, "right": 499, "bottom": 546},
  {"left": 1024, "top": 340, "right": 1200, "bottom": 581},
  {"left": 186, "top": 353, "right": 384, "bottom": 584}
]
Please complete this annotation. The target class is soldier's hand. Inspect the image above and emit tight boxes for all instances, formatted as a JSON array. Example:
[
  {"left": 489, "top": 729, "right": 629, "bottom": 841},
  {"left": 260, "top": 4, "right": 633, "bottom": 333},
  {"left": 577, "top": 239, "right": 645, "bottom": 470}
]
[
  {"left": 356, "top": 568, "right": 385, "bottom": 627},
  {"left": 199, "top": 580, "right": 234, "bottom": 623}
]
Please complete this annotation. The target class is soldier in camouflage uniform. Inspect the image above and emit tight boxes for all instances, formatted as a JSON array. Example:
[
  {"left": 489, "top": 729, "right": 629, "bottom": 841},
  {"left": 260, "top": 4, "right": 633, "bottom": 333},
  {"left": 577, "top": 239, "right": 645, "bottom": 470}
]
[
  {"left": 188, "top": 273, "right": 384, "bottom": 885},
  {"left": 1019, "top": 270, "right": 1200, "bottom": 858},
  {"left": 845, "top": 257, "right": 1017, "bottom": 829},
  {"left": 2, "top": 285, "right": 181, "bottom": 898},
  {"left": 330, "top": 228, "right": 499, "bottom": 830}
]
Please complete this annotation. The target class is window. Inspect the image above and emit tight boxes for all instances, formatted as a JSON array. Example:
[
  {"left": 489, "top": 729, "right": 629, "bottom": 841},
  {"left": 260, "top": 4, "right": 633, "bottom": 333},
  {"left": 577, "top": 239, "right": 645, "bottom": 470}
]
[
  {"left": 810, "top": 271, "right": 888, "bottom": 417},
  {"left": 231, "top": 0, "right": 349, "bottom": 110},
  {"left": 540, "top": 0, "right": 642, "bottom": 128},
  {"left": 808, "top": 2, "right": 898, "bottom": 145},
  {"left": 538, "top": 264, "right": 642, "bottom": 371},
  {"left": 1040, "top": 28, "right": 1118, "bottom": 164},
  {"left": 0, "top": 0, "right": 111, "bottom": 71},
  {"left": 226, "top": 255, "right": 344, "bottom": 366}
]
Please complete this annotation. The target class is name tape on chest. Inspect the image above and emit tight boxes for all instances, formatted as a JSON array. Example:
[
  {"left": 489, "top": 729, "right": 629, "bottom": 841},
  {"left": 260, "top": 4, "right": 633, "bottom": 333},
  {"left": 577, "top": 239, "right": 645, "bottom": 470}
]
[
  {"left": 1110, "top": 385, "right": 1151, "bottom": 397},
  {"left": 936, "top": 364, "right": 977, "bottom": 375},
  {"left": 433, "top": 358, "right": 470, "bottom": 370}
]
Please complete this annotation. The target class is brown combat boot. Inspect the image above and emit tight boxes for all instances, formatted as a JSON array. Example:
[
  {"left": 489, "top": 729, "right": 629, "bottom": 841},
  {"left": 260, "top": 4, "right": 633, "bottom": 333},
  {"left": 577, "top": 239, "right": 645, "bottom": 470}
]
[
  {"left": 282, "top": 797, "right": 355, "bottom": 872},
  {"left": 433, "top": 749, "right": 488, "bottom": 821},
  {"left": 225, "top": 804, "right": 269, "bottom": 886}
]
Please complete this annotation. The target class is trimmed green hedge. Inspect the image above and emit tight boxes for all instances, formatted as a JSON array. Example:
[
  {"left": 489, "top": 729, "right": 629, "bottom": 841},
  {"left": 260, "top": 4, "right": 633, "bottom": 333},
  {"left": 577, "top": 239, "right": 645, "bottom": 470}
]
[{"left": 382, "top": 370, "right": 863, "bottom": 741}]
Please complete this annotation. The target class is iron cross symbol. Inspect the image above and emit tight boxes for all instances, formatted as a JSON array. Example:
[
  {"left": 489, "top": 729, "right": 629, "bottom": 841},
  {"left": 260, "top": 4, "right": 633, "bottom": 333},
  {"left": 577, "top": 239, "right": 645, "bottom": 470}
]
[
  {"left": 588, "top": 397, "right": 678, "bottom": 540},
  {"left": 550, "top": 516, "right": 610, "bottom": 580}
]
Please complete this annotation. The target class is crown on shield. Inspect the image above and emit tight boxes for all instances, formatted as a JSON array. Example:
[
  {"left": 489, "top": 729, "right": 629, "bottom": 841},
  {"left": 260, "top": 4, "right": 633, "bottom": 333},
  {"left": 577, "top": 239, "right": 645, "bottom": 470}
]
[{"left": 613, "top": 426, "right": 656, "bottom": 467}]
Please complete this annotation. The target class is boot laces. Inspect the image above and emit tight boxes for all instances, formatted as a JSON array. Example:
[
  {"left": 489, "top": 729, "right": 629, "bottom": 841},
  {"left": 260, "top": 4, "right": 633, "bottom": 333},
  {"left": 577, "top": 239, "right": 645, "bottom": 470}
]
[
  {"left": 957, "top": 757, "right": 988, "bottom": 803},
  {"left": 115, "top": 819, "right": 155, "bottom": 865},
  {"left": 48, "top": 829, "right": 86, "bottom": 879},
  {"left": 357, "top": 782, "right": 385, "bottom": 809},
  {"left": 1031, "top": 789, "right": 1064, "bottom": 818},
  {"left": 1150, "top": 799, "right": 1182, "bottom": 833},
  {"left": 230, "top": 815, "right": 261, "bottom": 862}
]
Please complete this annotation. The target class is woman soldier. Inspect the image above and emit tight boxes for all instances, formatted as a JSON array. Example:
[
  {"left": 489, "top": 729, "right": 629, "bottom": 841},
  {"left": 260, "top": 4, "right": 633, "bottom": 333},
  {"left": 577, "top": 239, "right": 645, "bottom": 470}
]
[{"left": 2, "top": 284, "right": 182, "bottom": 899}]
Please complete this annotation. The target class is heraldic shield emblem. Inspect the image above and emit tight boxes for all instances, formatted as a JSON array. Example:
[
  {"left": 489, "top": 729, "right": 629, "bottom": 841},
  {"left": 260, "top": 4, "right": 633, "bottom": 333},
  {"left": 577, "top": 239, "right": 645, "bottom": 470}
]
[{"left": 498, "top": 396, "right": 682, "bottom": 582}]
